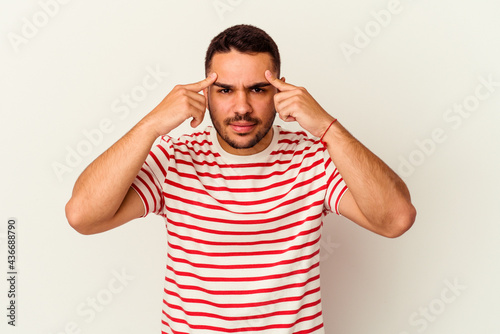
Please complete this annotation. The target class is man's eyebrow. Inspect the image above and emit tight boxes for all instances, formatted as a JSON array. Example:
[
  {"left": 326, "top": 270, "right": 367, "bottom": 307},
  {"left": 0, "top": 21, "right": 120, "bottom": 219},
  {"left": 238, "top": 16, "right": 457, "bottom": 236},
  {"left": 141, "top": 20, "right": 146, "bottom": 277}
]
[
  {"left": 213, "top": 82, "right": 233, "bottom": 89},
  {"left": 212, "top": 82, "right": 271, "bottom": 89},
  {"left": 248, "top": 82, "right": 271, "bottom": 89}
]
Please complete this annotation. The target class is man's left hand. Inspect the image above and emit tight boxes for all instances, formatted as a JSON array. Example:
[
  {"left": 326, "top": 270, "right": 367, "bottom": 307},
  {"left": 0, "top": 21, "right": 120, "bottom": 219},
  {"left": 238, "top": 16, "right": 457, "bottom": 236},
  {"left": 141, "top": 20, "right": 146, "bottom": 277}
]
[{"left": 265, "top": 70, "right": 335, "bottom": 138}]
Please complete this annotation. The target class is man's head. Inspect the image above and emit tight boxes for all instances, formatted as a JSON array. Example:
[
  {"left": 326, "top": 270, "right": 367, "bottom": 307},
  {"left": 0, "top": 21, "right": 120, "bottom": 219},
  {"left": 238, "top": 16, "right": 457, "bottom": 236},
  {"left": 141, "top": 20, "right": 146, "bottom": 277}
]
[
  {"left": 204, "top": 25, "right": 282, "bottom": 156},
  {"left": 205, "top": 24, "right": 280, "bottom": 77}
]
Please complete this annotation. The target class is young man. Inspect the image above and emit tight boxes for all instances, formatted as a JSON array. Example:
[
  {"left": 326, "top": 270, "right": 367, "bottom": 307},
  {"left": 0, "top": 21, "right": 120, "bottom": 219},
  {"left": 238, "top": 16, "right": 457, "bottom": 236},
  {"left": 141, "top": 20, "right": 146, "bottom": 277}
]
[{"left": 66, "top": 25, "right": 416, "bottom": 333}]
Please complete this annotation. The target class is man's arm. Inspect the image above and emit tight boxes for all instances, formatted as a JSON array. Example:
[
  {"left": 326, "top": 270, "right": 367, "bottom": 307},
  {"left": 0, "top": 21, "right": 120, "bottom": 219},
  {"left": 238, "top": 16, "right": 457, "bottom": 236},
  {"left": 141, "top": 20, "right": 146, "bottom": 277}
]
[
  {"left": 265, "top": 70, "right": 416, "bottom": 238},
  {"left": 65, "top": 74, "right": 217, "bottom": 235},
  {"left": 321, "top": 122, "right": 416, "bottom": 238}
]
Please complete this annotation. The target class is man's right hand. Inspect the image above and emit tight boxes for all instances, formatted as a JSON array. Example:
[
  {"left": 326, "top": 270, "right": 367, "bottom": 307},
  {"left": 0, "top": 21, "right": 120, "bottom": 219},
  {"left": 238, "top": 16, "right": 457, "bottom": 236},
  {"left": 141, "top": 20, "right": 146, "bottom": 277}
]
[{"left": 144, "top": 73, "right": 217, "bottom": 138}]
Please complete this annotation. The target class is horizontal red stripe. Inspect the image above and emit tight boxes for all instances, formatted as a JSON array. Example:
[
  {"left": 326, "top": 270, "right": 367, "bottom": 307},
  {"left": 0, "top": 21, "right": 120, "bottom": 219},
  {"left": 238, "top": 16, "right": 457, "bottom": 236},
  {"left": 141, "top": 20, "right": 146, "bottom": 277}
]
[
  {"left": 161, "top": 319, "right": 188, "bottom": 334},
  {"left": 278, "top": 137, "right": 319, "bottom": 146},
  {"left": 167, "top": 249, "right": 319, "bottom": 270},
  {"left": 166, "top": 261, "right": 320, "bottom": 283},
  {"left": 162, "top": 308, "right": 322, "bottom": 333},
  {"left": 294, "top": 323, "right": 324, "bottom": 334},
  {"left": 166, "top": 213, "right": 322, "bottom": 236},
  {"left": 165, "top": 200, "right": 324, "bottom": 226},
  {"left": 174, "top": 146, "right": 219, "bottom": 158},
  {"left": 163, "top": 298, "right": 321, "bottom": 322},
  {"left": 164, "top": 273, "right": 320, "bottom": 296},
  {"left": 174, "top": 138, "right": 212, "bottom": 148},
  {"left": 167, "top": 224, "right": 320, "bottom": 247},
  {"left": 162, "top": 130, "right": 211, "bottom": 142},
  {"left": 270, "top": 145, "right": 314, "bottom": 157},
  {"left": 164, "top": 285, "right": 320, "bottom": 309},
  {"left": 168, "top": 235, "right": 320, "bottom": 258}
]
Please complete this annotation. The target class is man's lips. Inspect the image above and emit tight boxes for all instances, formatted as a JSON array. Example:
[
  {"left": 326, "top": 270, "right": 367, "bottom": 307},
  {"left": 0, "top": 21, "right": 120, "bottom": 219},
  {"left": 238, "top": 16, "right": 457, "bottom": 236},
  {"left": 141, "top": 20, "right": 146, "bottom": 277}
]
[{"left": 230, "top": 122, "right": 256, "bottom": 133}]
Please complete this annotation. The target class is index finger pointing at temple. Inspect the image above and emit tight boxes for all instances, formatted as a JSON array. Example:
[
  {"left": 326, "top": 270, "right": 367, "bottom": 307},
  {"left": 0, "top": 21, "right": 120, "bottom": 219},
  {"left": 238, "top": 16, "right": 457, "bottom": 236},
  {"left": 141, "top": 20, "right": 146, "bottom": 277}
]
[
  {"left": 186, "top": 72, "right": 218, "bottom": 92},
  {"left": 265, "top": 70, "right": 295, "bottom": 91}
]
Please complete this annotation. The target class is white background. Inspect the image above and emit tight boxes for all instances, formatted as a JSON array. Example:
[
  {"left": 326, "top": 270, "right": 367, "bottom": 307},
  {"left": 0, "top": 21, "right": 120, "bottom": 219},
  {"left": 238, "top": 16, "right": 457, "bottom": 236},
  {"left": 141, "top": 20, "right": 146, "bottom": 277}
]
[{"left": 1, "top": 0, "right": 499, "bottom": 333}]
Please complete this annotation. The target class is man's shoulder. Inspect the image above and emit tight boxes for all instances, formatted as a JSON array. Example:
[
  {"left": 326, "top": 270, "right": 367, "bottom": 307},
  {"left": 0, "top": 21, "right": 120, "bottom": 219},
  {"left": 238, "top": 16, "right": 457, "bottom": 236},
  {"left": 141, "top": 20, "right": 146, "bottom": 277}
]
[
  {"left": 158, "top": 127, "right": 213, "bottom": 147},
  {"left": 155, "top": 127, "right": 217, "bottom": 163},
  {"left": 177, "top": 127, "right": 213, "bottom": 146},
  {"left": 276, "top": 125, "right": 322, "bottom": 150}
]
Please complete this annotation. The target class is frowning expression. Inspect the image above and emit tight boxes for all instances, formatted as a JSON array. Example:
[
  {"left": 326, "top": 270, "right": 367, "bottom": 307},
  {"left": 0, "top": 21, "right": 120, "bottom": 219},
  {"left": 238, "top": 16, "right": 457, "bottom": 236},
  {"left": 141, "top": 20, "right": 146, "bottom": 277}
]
[{"left": 205, "top": 50, "right": 279, "bottom": 156}]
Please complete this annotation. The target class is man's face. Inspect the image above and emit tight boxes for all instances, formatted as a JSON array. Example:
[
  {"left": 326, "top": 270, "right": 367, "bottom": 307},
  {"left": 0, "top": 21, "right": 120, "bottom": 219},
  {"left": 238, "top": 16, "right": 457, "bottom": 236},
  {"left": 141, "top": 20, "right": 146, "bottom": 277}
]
[{"left": 205, "top": 50, "right": 279, "bottom": 155}]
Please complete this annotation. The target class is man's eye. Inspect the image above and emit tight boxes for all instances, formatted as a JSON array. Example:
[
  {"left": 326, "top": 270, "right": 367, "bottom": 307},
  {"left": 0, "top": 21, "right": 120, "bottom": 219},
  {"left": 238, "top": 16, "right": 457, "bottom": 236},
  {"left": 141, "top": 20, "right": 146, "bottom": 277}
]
[
  {"left": 252, "top": 88, "right": 264, "bottom": 93},
  {"left": 219, "top": 89, "right": 231, "bottom": 94}
]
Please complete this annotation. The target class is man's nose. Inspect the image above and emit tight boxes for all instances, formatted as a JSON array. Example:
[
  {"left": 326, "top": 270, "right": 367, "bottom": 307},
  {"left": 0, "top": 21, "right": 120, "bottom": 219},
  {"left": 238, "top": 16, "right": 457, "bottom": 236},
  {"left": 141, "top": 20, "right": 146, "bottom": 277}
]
[{"left": 233, "top": 91, "right": 252, "bottom": 114}]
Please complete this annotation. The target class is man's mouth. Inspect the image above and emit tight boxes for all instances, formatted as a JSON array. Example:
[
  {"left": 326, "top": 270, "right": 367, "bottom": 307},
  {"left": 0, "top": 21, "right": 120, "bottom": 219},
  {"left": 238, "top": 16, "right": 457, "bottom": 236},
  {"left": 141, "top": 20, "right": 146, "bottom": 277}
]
[{"left": 230, "top": 122, "right": 256, "bottom": 133}]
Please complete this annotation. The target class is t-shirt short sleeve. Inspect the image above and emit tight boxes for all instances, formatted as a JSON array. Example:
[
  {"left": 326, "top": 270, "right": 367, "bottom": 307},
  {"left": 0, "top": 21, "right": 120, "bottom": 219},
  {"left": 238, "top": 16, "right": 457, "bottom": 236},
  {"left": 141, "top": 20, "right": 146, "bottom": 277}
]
[
  {"left": 131, "top": 136, "right": 171, "bottom": 217},
  {"left": 321, "top": 145, "right": 348, "bottom": 215}
]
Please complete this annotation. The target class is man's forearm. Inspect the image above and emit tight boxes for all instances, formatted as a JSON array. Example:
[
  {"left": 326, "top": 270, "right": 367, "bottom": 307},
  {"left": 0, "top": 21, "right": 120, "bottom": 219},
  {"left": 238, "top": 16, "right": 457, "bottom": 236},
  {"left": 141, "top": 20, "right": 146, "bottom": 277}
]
[
  {"left": 65, "top": 118, "right": 158, "bottom": 231},
  {"left": 322, "top": 121, "right": 416, "bottom": 234}
]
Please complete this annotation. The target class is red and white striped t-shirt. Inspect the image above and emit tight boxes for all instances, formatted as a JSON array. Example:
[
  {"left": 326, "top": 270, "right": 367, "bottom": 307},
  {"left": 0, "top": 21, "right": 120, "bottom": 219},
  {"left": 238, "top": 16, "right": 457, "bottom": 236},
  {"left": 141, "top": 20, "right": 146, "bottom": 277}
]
[{"left": 132, "top": 125, "right": 347, "bottom": 334}]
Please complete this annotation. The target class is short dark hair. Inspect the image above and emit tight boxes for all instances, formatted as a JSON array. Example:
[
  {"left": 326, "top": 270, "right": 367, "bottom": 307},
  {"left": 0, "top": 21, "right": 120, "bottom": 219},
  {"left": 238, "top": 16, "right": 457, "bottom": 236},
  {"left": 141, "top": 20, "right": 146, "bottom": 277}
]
[{"left": 205, "top": 24, "right": 280, "bottom": 76}]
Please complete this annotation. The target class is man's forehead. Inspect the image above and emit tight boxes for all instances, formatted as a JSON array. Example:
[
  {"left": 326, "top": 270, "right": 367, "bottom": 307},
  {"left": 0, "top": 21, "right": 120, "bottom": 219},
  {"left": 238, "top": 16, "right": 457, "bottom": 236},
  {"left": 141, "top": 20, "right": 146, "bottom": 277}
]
[
  {"left": 210, "top": 51, "right": 273, "bottom": 70},
  {"left": 208, "top": 51, "right": 277, "bottom": 88}
]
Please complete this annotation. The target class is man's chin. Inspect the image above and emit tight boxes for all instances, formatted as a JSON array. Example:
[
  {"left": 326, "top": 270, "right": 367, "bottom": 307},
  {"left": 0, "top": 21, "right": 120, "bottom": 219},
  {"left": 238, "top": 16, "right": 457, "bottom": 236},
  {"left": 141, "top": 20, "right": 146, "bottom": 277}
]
[
  {"left": 224, "top": 135, "right": 259, "bottom": 150},
  {"left": 212, "top": 118, "right": 274, "bottom": 153}
]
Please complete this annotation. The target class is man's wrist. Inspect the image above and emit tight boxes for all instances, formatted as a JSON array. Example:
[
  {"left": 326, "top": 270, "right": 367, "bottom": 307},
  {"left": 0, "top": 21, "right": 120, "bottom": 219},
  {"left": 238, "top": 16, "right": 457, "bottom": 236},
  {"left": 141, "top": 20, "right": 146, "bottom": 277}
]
[
  {"left": 137, "top": 115, "right": 166, "bottom": 142},
  {"left": 320, "top": 118, "right": 338, "bottom": 142}
]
